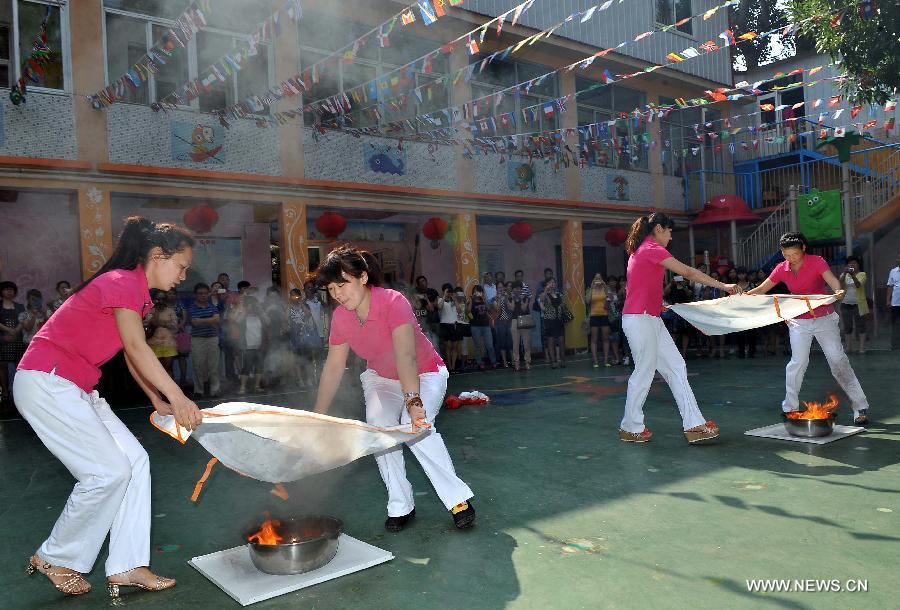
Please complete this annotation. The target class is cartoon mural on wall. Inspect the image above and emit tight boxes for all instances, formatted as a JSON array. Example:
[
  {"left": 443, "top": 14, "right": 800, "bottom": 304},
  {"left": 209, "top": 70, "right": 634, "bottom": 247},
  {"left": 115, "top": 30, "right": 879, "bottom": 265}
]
[
  {"left": 507, "top": 162, "right": 536, "bottom": 192},
  {"left": 607, "top": 175, "right": 630, "bottom": 201},
  {"left": 797, "top": 188, "right": 842, "bottom": 241},
  {"left": 364, "top": 143, "right": 406, "bottom": 175},
  {"left": 171, "top": 122, "right": 224, "bottom": 164}
]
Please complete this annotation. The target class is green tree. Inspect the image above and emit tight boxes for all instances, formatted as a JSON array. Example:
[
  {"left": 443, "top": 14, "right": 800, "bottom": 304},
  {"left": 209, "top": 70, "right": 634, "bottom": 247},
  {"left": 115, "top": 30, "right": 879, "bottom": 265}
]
[
  {"left": 731, "top": 0, "right": 795, "bottom": 72},
  {"left": 791, "top": 0, "right": 900, "bottom": 105}
]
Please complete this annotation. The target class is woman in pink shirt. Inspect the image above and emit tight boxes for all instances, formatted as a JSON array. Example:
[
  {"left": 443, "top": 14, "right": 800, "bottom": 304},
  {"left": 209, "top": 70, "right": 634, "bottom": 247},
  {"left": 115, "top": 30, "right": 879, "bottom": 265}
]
[
  {"left": 312, "top": 246, "right": 475, "bottom": 532},
  {"left": 746, "top": 232, "right": 869, "bottom": 424},
  {"left": 14, "top": 217, "right": 203, "bottom": 598},
  {"left": 619, "top": 213, "right": 740, "bottom": 444}
]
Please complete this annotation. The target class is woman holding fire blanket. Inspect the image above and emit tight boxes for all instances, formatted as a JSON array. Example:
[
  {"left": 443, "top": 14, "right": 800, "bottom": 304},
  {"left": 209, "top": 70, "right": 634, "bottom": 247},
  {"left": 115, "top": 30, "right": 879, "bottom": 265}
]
[
  {"left": 745, "top": 232, "right": 869, "bottom": 425},
  {"left": 618, "top": 213, "right": 741, "bottom": 444},
  {"left": 312, "top": 245, "right": 475, "bottom": 532},
  {"left": 14, "top": 217, "right": 203, "bottom": 598}
]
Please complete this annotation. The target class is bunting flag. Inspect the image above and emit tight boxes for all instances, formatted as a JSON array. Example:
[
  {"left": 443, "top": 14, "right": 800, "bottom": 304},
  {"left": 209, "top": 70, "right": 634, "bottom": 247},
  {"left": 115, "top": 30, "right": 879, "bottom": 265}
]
[
  {"left": 828, "top": 95, "right": 842, "bottom": 107},
  {"left": 863, "top": 119, "right": 878, "bottom": 129},
  {"left": 466, "top": 36, "right": 480, "bottom": 55},
  {"left": 885, "top": 100, "right": 897, "bottom": 112},
  {"left": 418, "top": 1, "right": 438, "bottom": 25},
  {"left": 850, "top": 105, "right": 863, "bottom": 119},
  {"left": 401, "top": 8, "right": 416, "bottom": 25},
  {"left": 666, "top": 52, "right": 684, "bottom": 62},
  {"left": 886, "top": 117, "right": 895, "bottom": 131}
]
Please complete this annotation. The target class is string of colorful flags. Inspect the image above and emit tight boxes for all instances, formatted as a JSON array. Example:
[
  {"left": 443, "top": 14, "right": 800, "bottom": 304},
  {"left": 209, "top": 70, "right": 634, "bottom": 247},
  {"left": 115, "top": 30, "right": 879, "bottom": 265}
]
[
  {"left": 207, "top": 0, "right": 542, "bottom": 124},
  {"left": 91, "top": 0, "right": 212, "bottom": 109},
  {"left": 9, "top": 1, "right": 66, "bottom": 106},
  {"left": 150, "top": 0, "right": 472, "bottom": 117}
]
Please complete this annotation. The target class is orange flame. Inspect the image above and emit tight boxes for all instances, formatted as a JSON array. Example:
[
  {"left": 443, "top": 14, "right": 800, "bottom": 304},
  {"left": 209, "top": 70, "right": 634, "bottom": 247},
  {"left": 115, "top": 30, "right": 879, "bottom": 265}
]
[
  {"left": 786, "top": 395, "right": 839, "bottom": 419},
  {"left": 248, "top": 518, "right": 283, "bottom": 545}
]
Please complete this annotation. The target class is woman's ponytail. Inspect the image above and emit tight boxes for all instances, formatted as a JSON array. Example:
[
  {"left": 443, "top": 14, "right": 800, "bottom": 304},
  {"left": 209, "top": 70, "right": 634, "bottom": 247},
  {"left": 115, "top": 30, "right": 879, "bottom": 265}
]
[{"left": 625, "top": 216, "right": 650, "bottom": 255}]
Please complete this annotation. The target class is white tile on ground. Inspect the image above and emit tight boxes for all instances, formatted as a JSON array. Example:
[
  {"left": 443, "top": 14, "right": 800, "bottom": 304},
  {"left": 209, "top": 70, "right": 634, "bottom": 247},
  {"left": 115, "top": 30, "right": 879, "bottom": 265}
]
[
  {"left": 744, "top": 424, "right": 865, "bottom": 444},
  {"left": 189, "top": 534, "right": 393, "bottom": 606}
]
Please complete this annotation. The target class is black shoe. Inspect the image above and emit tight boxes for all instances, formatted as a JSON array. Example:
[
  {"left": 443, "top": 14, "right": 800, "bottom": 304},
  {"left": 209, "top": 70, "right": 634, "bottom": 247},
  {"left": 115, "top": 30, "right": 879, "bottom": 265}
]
[
  {"left": 385, "top": 509, "right": 415, "bottom": 532},
  {"left": 451, "top": 500, "right": 475, "bottom": 529}
]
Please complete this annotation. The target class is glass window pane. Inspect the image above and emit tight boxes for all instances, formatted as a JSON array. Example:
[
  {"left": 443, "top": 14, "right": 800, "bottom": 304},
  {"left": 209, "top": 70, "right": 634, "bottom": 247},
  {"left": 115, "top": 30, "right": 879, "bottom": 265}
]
[
  {"left": 472, "top": 54, "right": 516, "bottom": 88},
  {"left": 151, "top": 23, "right": 187, "bottom": 104},
  {"left": 197, "top": 30, "right": 232, "bottom": 112},
  {"left": 201, "top": 0, "right": 282, "bottom": 33},
  {"left": 675, "top": 0, "right": 692, "bottom": 35},
  {"left": 575, "top": 76, "right": 611, "bottom": 110},
  {"left": 517, "top": 61, "right": 557, "bottom": 98},
  {"left": 105, "top": 12, "right": 148, "bottom": 104},
  {"left": 656, "top": 0, "right": 673, "bottom": 25},
  {"left": 237, "top": 43, "right": 269, "bottom": 110},
  {"left": 612, "top": 85, "right": 644, "bottom": 113},
  {"left": 18, "top": 1, "right": 64, "bottom": 89}
]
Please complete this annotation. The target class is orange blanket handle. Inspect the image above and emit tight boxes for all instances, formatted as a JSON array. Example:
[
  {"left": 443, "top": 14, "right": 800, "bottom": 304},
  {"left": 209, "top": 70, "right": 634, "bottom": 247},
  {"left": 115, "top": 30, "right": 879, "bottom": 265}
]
[{"left": 191, "top": 457, "right": 218, "bottom": 502}]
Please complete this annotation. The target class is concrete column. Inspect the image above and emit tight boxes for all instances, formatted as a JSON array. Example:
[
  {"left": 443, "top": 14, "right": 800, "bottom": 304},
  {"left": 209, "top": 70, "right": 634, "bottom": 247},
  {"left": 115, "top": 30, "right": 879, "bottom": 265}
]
[
  {"left": 561, "top": 219, "right": 586, "bottom": 349},
  {"left": 77, "top": 185, "right": 113, "bottom": 280},
  {"left": 450, "top": 46, "right": 473, "bottom": 192},
  {"left": 275, "top": 5, "right": 304, "bottom": 178},
  {"left": 452, "top": 213, "right": 479, "bottom": 294},
  {"left": 279, "top": 200, "right": 309, "bottom": 292},
  {"left": 559, "top": 72, "right": 580, "bottom": 201},
  {"left": 70, "top": 1, "right": 109, "bottom": 166}
]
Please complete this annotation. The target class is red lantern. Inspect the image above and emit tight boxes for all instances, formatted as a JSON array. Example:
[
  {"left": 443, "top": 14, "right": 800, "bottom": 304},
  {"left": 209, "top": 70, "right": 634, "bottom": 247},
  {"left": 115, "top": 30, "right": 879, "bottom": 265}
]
[
  {"left": 508, "top": 221, "right": 533, "bottom": 244},
  {"left": 183, "top": 203, "right": 219, "bottom": 233},
  {"left": 314, "top": 211, "right": 347, "bottom": 239},
  {"left": 605, "top": 227, "right": 627, "bottom": 247},
  {"left": 422, "top": 217, "right": 449, "bottom": 241}
]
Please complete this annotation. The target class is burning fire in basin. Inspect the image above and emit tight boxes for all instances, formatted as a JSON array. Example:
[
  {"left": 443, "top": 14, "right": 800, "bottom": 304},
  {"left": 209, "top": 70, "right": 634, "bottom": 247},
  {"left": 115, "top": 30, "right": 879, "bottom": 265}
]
[
  {"left": 244, "top": 515, "right": 343, "bottom": 575},
  {"left": 782, "top": 395, "right": 839, "bottom": 437}
]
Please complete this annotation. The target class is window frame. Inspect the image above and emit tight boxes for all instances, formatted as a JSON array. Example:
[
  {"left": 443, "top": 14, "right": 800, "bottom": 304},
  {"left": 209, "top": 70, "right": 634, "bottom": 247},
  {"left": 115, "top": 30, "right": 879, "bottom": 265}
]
[
  {"left": 7, "top": 0, "right": 72, "bottom": 94},
  {"left": 655, "top": 0, "right": 694, "bottom": 38},
  {"left": 576, "top": 81, "right": 649, "bottom": 172},
  {"left": 101, "top": 4, "right": 273, "bottom": 112}
]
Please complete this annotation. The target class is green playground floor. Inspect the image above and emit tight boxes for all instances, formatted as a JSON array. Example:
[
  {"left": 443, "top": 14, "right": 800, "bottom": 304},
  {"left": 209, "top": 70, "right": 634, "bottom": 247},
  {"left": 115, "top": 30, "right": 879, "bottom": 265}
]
[{"left": 2, "top": 347, "right": 897, "bottom": 609}]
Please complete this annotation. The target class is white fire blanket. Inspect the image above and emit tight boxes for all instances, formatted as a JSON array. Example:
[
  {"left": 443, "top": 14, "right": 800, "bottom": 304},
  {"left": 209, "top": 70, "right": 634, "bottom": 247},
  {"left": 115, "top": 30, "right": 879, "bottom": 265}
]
[
  {"left": 151, "top": 402, "right": 426, "bottom": 484},
  {"left": 667, "top": 294, "right": 839, "bottom": 336}
]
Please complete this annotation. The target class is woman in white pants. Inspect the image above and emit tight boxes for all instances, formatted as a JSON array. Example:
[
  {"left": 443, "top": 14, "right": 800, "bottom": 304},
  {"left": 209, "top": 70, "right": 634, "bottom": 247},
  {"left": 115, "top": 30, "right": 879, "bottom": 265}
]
[
  {"left": 14, "top": 217, "right": 203, "bottom": 598},
  {"left": 619, "top": 213, "right": 740, "bottom": 443},
  {"left": 313, "top": 246, "right": 475, "bottom": 531},
  {"left": 746, "top": 232, "right": 869, "bottom": 424}
]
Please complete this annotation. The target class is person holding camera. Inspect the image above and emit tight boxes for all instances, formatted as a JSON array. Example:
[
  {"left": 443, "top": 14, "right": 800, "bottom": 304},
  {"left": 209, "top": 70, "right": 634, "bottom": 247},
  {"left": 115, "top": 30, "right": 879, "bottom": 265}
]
[
  {"left": 839, "top": 255, "right": 869, "bottom": 354},
  {"left": 508, "top": 281, "right": 533, "bottom": 371}
]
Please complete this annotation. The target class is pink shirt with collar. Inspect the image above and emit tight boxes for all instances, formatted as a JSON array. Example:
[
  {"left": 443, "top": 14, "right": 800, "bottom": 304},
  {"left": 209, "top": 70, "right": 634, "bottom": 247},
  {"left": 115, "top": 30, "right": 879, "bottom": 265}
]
[
  {"left": 768, "top": 254, "right": 834, "bottom": 319},
  {"left": 18, "top": 267, "right": 153, "bottom": 393},
  {"left": 330, "top": 286, "right": 444, "bottom": 379},
  {"left": 623, "top": 236, "right": 672, "bottom": 317}
]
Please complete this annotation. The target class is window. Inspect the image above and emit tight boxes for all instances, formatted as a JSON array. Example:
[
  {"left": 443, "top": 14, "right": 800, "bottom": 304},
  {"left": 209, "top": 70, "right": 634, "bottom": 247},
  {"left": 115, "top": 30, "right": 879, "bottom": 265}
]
[
  {"left": 1, "top": 0, "right": 69, "bottom": 91},
  {"left": 103, "top": 1, "right": 272, "bottom": 112},
  {"left": 298, "top": 14, "right": 450, "bottom": 133},
  {"left": 576, "top": 77, "right": 648, "bottom": 171},
  {"left": 656, "top": 0, "right": 692, "bottom": 36},
  {"left": 470, "top": 57, "right": 559, "bottom": 136}
]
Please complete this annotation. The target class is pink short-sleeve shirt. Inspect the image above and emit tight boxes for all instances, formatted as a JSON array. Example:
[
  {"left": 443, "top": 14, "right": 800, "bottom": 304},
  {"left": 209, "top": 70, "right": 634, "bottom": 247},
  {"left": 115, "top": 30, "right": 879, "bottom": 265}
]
[
  {"left": 768, "top": 254, "right": 835, "bottom": 319},
  {"left": 330, "top": 287, "right": 444, "bottom": 379},
  {"left": 623, "top": 237, "right": 673, "bottom": 317},
  {"left": 18, "top": 267, "right": 153, "bottom": 392}
]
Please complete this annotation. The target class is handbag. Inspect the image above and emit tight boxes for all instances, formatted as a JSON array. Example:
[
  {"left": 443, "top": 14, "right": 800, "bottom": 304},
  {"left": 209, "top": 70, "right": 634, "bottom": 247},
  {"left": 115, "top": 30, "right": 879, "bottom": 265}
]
[
  {"left": 176, "top": 330, "right": 192, "bottom": 353},
  {"left": 515, "top": 313, "right": 535, "bottom": 329},
  {"left": 561, "top": 303, "right": 574, "bottom": 324}
]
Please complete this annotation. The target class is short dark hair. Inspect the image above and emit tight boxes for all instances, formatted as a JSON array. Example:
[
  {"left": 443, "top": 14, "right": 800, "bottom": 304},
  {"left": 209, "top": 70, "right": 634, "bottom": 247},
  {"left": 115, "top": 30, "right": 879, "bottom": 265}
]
[
  {"left": 736, "top": 266, "right": 748, "bottom": 274},
  {"left": 194, "top": 282, "right": 210, "bottom": 293},
  {"left": 415, "top": 275, "right": 427, "bottom": 283},
  {"left": 544, "top": 267, "right": 553, "bottom": 274},
  {"left": 514, "top": 269, "right": 524, "bottom": 276},
  {"left": 237, "top": 280, "right": 251, "bottom": 290},
  {"left": 56, "top": 280, "right": 70, "bottom": 290},
  {"left": 845, "top": 255, "right": 861, "bottom": 265},
  {"left": 0, "top": 281, "right": 17, "bottom": 295},
  {"left": 779, "top": 232, "right": 809, "bottom": 250},
  {"left": 218, "top": 272, "right": 229, "bottom": 279}
]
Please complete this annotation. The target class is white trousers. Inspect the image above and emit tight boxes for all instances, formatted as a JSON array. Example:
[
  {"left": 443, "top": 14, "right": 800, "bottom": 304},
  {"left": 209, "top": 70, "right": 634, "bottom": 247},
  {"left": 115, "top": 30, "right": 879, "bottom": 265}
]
[
  {"left": 13, "top": 370, "right": 150, "bottom": 576},
  {"left": 620, "top": 314, "right": 707, "bottom": 433},
  {"left": 360, "top": 367, "right": 473, "bottom": 517},
  {"left": 783, "top": 312, "right": 869, "bottom": 417}
]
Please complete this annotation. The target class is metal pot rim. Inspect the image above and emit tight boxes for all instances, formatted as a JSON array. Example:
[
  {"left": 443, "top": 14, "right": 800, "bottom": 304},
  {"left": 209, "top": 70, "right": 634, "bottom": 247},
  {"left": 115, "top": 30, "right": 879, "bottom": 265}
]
[{"left": 244, "top": 515, "right": 344, "bottom": 548}]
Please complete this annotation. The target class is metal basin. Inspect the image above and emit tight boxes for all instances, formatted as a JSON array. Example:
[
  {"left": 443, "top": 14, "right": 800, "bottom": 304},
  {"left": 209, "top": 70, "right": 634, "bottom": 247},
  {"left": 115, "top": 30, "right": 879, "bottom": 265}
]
[
  {"left": 244, "top": 516, "right": 342, "bottom": 575},
  {"left": 782, "top": 413, "right": 836, "bottom": 437}
]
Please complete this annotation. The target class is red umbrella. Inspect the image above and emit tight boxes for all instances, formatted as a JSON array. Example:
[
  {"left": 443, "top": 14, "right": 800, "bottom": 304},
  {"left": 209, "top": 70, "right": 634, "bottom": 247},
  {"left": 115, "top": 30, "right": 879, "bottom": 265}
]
[{"left": 691, "top": 195, "right": 758, "bottom": 226}]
